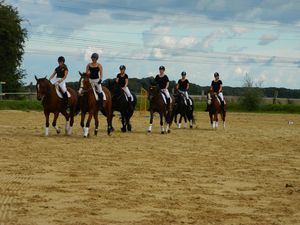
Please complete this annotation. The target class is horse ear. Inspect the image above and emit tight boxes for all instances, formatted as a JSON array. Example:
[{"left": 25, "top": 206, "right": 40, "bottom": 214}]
[
  {"left": 44, "top": 76, "right": 47, "bottom": 79},
  {"left": 35, "top": 76, "right": 38, "bottom": 81},
  {"left": 79, "top": 71, "right": 83, "bottom": 76}
]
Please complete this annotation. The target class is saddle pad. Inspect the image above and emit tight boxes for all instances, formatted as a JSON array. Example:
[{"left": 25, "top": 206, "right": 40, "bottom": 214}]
[
  {"left": 55, "top": 86, "right": 71, "bottom": 98},
  {"left": 160, "top": 92, "right": 167, "bottom": 104}
]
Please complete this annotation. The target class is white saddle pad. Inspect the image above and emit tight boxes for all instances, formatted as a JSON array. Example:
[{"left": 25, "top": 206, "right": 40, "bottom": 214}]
[{"left": 55, "top": 86, "right": 71, "bottom": 98}]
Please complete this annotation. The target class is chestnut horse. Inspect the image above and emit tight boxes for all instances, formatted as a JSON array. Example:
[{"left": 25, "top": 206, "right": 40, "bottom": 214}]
[
  {"left": 35, "top": 76, "right": 78, "bottom": 136},
  {"left": 207, "top": 89, "right": 226, "bottom": 129},
  {"left": 148, "top": 85, "right": 174, "bottom": 134},
  {"left": 78, "top": 72, "right": 113, "bottom": 136}
]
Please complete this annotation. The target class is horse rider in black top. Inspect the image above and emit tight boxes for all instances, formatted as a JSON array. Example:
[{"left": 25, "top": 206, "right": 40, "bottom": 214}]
[
  {"left": 84, "top": 53, "right": 106, "bottom": 106},
  {"left": 176, "top": 71, "right": 192, "bottom": 109},
  {"left": 49, "top": 56, "right": 69, "bottom": 107},
  {"left": 209, "top": 72, "right": 225, "bottom": 112},
  {"left": 116, "top": 65, "right": 134, "bottom": 106},
  {"left": 155, "top": 66, "right": 171, "bottom": 110}
]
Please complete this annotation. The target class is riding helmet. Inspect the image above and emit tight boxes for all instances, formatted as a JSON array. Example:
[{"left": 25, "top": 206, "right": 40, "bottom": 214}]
[
  {"left": 181, "top": 71, "right": 187, "bottom": 76},
  {"left": 91, "top": 53, "right": 99, "bottom": 60},
  {"left": 119, "top": 65, "right": 126, "bottom": 70},
  {"left": 214, "top": 72, "right": 219, "bottom": 77},
  {"left": 159, "top": 66, "right": 165, "bottom": 71},
  {"left": 57, "top": 56, "right": 65, "bottom": 63}
]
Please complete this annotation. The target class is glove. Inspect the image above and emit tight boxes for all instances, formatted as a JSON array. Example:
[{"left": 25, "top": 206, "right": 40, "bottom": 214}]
[{"left": 98, "top": 79, "right": 102, "bottom": 84}]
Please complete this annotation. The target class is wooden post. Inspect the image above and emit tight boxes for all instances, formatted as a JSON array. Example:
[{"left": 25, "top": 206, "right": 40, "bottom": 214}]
[
  {"left": 273, "top": 90, "right": 278, "bottom": 104},
  {"left": 0, "top": 82, "right": 6, "bottom": 100}
]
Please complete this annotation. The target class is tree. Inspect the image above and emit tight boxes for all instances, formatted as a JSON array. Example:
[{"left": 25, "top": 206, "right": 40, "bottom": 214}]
[
  {"left": 238, "top": 74, "right": 263, "bottom": 111},
  {"left": 0, "top": 1, "right": 27, "bottom": 92}
]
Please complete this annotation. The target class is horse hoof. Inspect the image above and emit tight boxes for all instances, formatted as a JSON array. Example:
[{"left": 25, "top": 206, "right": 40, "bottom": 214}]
[
  {"left": 56, "top": 129, "right": 61, "bottom": 134},
  {"left": 161, "top": 131, "right": 165, "bottom": 134},
  {"left": 190, "top": 125, "right": 193, "bottom": 129},
  {"left": 121, "top": 127, "right": 126, "bottom": 133},
  {"left": 167, "top": 130, "right": 171, "bottom": 133},
  {"left": 94, "top": 132, "right": 98, "bottom": 136},
  {"left": 148, "top": 130, "right": 151, "bottom": 133}
]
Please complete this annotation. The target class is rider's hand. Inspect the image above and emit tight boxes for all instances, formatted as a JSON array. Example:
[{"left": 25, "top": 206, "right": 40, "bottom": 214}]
[{"left": 98, "top": 79, "right": 102, "bottom": 84}]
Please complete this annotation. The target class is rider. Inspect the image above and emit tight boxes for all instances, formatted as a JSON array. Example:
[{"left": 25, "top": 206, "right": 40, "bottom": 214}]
[
  {"left": 86, "top": 53, "right": 106, "bottom": 106},
  {"left": 116, "top": 65, "right": 134, "bottom": 104},
  {"left": 209, "top": 72, "right": 225, "bottom": 112},
  {"left": 176, "top": 71, "right": 192, "bottom": 108},
  {"left": 155, "top": 66, "right": 171, "bottom": 110},
  {"left": 49, "top": 56, "right": 69, "bottom": 107}
]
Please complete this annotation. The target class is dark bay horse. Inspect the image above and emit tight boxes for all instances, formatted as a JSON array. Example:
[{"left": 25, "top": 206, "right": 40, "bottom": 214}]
[
  {"left": 148, "top": 85, "right": 174, "bottom": 134},
  {"left": 78, "top": 72, "right": 113, "bottom": 136},
  {"left": 173, "top": 91, "right": 194, "bottom": 129},
  {"left": 207, "top": 90, "right": 226, "bottom": 129},
  {"left": 107, "top": 79, "right": 137, "bottom": 132},
  {"left": 35, "top": 76, "right": 77, "bottom": 136}
]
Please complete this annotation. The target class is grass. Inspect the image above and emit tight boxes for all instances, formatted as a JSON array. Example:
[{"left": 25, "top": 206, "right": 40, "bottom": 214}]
[{"left": 0, "top": 99, "right": 299, "bottom": 114}]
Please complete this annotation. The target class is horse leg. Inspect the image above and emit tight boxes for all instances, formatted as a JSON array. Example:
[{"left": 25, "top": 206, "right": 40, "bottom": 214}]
[
  {"left": 148, "top": 110, "right": 154, "bottom": 133},
  {"left": 184, "top": 114, "right": 188, "bottom": 129},
  {"left": 160, "top": 113, "right": 165, "bottom": 134},
  {"left": 44, "top": 111, "right": 50, "bottom": 136},
  {"left": 178, "top": 114, "right": 182, "bottom": 129},
  {"left": 80, "top": 112, "right": 85, "bottom": 132},
  {"left": 94, "top": 111, "right": 99, "bottom": 136},
  {"left": 121, "top": 113, "right": 126, "bottom": 132},
  {"left": 61, "top": 110, "right": 70, "bottom": 135},
  {"left": 209, "top": 112, "right": 213, "bottom": 129},
  {"left": 84, "top": 111, "right": 93, "bottom": 137},
  {"left": 52, "top": 112, "right": 61, "bottom": 134}
]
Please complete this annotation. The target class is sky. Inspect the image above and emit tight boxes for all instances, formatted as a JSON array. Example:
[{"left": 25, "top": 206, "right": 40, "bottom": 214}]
[{"left": 4, "top": 0, "right": 300, "bottom": 88}]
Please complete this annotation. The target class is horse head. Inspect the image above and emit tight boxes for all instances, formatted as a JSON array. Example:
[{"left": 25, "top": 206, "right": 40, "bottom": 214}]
[
  {"left": 78, "top": 71, "right": 92, "bottom": 92},
  {"left": 35, "top": 75, "right": 50, "bottom": 101},
  {"left": 148, "top": 85, "right": 159, "bottom": 101}
]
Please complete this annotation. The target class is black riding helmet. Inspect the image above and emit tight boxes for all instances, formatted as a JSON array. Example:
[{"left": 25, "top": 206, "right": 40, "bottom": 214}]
[
  {"left": 119, "top": 65, "right": 126, "bottom": 70},
  {"left": 214, "top": 72, "right": 219, "bottom": 77},
  {"left": 181, "top": 71, "right": 187, "bottom": 76},
  {"left": 58, "top": 56, "right": 65, "bottom": 63},
  {"left": 91, "top": 53, "right": 99, "bottom": 60},
  {"left": 159, "top": 66, "right": 165, "bottom": 71}
]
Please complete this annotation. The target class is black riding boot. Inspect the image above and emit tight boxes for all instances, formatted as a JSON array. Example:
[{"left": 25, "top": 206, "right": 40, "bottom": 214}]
[
  {"left": 221, "top": 101, "right": 225, "bottom": 114},
  {"left": 98, "top": 92, "right": 103, "bottom": 108},
  {"left": 63, "top": 92, "right": 69, "bottom": 108},
  {"left": 166, "top": 98, "right": 171, "bottom": 111},
  {"left": 128, "top": 97, "right": 133, "bottom": 111}
]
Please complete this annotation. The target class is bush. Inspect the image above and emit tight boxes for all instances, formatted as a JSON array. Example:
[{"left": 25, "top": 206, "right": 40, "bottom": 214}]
[{"left": 238, "top": 74, "right": 263, "bottom": 111}]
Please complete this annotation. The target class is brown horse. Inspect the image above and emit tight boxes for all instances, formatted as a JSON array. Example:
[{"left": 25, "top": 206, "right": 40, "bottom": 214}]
[
  {"left": 78, "top": 72, "right": 113, "bottom": 136},
  {"left": 147, "top": 85, "right": 174, "bottom": 134},
  {"left": 35, "top": 76, "right": 78, "bottom": 136},
  {"left": 207, "top": 89, "right": 226, "bottom": 129}
]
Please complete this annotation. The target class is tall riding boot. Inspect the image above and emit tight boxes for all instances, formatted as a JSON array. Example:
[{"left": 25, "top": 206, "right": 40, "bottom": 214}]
[
  {"left": 221, "top": 101, "right": 225, "bottom": 114},
  {"left": 166, "top": 98, "right": 171, "bottom": 111},
  {"left": 98, "top": 92, "right": 103, "bottom": 108},
  {"left": 63, "top": 92, "right": 69, "bottom": 108}
]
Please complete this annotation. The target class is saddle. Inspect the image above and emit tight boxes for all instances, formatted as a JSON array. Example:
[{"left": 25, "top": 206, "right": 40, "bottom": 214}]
[{"left": 55, "top": 85, "right": 71, "bottom": 99}]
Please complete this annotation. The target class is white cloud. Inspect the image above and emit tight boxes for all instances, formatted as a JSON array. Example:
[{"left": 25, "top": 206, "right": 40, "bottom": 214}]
[
  {"left": 150, "top": 48, "right": 163, "bottom": 59},
  {"left": 84, "top": 47, "right": 103, "bottom": 61},
  {"left": 258, "top": 34, "right": 279, "bottom": 45},
  {"left": 234, "top": 67, "right": 248, "bottom": 76}
]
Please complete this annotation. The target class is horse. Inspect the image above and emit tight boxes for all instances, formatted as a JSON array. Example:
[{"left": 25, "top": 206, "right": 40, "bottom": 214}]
[
  {"left": 35, "top": 76, "right": 78, "bottom": 136},
  {"left": 207, "top": 89, "right": 226, "bottom": 129},
  {"left": 147, "top": 85, "right": 174, "bottom": 134},
  {"left": 106, "top": 79, "right": 137, "bottom": 132},
  {"left": 173, "top": 91, "right": 194, "bottom": 129},
  {"left": 78, "top": 72, "right": 113, "bottom": 137}
]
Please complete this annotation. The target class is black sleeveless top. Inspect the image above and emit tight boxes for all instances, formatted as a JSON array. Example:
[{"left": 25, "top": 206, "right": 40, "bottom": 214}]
[
  {"left": 155, "top": 74, "right": 169, "bottom": 89},
  {"left": 55, "top": 64, "right": 68, "bottom": 78},
  {"left": 89, "top": 66, "right": 100, "bottom": 79},
  {"left": 117, "top": 73, "right": 128, "bottom": 88},
  {"left": 211, "top": 80, "right": 222, "bottom": 92},
  {"left": 178, "top": 79, "right": 189, "bottom": 91}
]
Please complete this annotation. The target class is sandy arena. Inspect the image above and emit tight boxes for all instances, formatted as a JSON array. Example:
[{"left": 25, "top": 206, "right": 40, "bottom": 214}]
[{"left": 0, "top": 110, "right": 299, "bottom": 225}]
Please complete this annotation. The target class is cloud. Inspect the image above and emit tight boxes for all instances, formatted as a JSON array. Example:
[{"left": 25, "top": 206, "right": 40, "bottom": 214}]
[
  {"left": 294, "top": 60, "right": 300, "bottom": 68},
  {"left": 234, "top": 67, "right": 248, "bottom": 76},
  {"left": 258, "top": 34, "right": 279, "bottom": 45},
  {"left": 84, "top": 47, "right": 103, "bottom": 61}
]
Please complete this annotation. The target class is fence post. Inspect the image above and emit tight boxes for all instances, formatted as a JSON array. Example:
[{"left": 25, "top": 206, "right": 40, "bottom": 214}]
[{"left": 0, "top": 82, "right": 6, "bottom": 100}]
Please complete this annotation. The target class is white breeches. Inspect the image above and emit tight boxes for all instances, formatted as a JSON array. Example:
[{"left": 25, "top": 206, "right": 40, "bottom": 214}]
[
  {"left": 89, "top": 78, "right": 106, "bottom": 100},
  {"left": 122, "top": 87, "right": 134, "bottom": 101},
  {"left": 51, "top": 77, "right": 67, "bottom": 93},
  {"left": 218, "top": 92, "right": 224, "bottom": 102},
  {"left": 179, "top": 90, "right": 192, "bottom": 105},
  {"left": 161, "top": 89, "right": 171, "bottom": 102}
]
